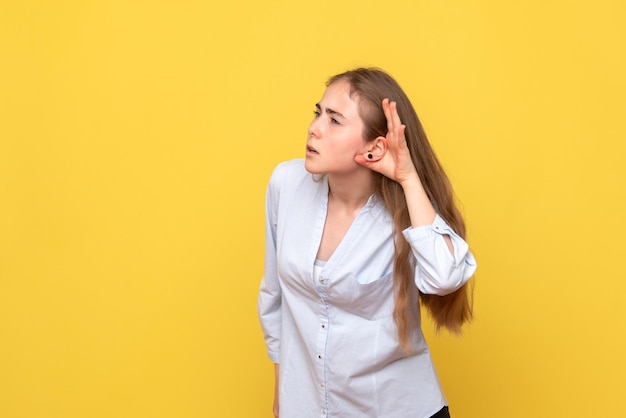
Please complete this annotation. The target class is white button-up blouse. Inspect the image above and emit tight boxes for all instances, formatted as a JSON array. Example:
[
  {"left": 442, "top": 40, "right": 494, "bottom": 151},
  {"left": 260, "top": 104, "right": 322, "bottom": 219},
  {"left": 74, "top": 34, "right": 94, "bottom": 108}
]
[{"left": 258, "top": 159, "right": 477, "bottom": 418}]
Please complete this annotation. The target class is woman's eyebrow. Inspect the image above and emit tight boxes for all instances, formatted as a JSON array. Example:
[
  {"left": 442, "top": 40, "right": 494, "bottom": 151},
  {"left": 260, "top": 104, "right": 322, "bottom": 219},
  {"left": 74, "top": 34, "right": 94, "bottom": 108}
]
[{"left": 315, "top": 103, "right": 346, "bottom": 119}]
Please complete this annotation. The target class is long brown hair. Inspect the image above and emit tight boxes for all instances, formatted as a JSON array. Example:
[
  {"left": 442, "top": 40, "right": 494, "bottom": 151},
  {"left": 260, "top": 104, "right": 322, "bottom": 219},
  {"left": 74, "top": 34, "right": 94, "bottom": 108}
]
[{"left": 327, "top": 68, "right": 474, "bottom": 351}]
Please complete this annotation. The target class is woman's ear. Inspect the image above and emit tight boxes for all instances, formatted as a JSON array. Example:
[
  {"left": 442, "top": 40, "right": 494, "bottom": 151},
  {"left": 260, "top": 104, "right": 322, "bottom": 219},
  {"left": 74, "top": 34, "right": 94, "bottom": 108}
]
[{"left": 364, "top": 136, "right": 388, "bottom": 161}]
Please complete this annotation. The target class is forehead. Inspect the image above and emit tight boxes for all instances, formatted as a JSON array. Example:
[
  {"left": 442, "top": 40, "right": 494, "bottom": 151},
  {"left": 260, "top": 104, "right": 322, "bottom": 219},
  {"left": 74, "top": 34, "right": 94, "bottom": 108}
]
[{"left": 319, "top": 80, "right": 361, "bottom": 117}]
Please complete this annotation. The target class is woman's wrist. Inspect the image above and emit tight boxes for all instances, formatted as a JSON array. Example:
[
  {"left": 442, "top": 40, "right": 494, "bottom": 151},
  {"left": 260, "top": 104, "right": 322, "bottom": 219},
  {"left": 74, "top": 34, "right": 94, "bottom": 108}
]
[{"left": 399, "top": 172, "right": 422, "bottom": 192}]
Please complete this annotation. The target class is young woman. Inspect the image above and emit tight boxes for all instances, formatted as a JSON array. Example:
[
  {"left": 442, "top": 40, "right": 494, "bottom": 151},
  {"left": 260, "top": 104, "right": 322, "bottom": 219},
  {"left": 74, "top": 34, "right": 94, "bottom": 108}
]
[{"left": 258, "top": 68, "right": 477, "bottom": 418}]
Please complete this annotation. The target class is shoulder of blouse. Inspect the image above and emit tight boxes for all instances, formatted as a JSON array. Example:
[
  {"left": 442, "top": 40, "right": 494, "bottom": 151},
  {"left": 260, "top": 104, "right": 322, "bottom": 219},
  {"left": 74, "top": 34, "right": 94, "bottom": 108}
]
[{"left": 269, "top": 159, "right": 313, "bottom": 190}]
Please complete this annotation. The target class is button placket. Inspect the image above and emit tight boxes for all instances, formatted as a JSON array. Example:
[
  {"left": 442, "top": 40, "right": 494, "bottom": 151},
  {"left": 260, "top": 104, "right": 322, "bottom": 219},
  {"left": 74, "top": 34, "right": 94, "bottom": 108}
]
[{"left": 315, "top": 272, "right": 330, "bottom": 417}]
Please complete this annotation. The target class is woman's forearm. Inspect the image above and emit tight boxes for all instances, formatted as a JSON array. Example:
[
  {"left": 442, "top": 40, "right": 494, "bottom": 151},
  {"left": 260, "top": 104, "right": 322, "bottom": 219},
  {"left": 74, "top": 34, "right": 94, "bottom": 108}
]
[
  {"left": 401, "top": 176, "right": 453, "bottom": 254},
  {"left": 273, "top": 363, "right": 280, "bottom": 417}
]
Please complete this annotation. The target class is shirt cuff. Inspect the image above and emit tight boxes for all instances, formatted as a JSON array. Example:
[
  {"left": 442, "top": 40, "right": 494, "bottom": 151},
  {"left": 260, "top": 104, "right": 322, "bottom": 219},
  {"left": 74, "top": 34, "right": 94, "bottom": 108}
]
[
  {"left": 403, "top": 214, "right": 456, "bottom": 241},
  {"left": 268, "top": 350, "right": 280, "bottom": 364}
]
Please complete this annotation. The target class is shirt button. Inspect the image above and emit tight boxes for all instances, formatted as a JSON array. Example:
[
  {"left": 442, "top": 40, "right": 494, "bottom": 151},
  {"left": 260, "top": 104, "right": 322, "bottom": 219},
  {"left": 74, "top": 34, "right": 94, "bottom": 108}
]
[
  {"left": 321, "top": 324, "right": 325, "bottom": 328},
  {"left": 318, "top": 355, "right": 322, "bottom": 359}
]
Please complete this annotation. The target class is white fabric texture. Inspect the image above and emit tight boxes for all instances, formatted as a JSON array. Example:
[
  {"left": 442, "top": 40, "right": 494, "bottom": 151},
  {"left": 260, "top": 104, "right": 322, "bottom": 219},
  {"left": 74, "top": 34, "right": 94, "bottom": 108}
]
[{"left": 258, "top": 159, "right": 476, "bottom": 418}]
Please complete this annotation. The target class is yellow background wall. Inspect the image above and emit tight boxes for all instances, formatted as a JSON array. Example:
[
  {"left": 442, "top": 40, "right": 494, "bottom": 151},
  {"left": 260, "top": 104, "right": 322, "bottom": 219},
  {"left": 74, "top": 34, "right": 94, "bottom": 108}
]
[{"left": 1, "top": 1, "right": 624, "bottom": 417}]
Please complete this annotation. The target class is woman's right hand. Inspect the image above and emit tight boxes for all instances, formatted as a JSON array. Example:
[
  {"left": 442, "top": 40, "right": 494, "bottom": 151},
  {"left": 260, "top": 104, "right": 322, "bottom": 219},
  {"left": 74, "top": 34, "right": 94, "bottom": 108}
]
[{"left": 273, "top": 363, "right": 279, "bottom": 417}]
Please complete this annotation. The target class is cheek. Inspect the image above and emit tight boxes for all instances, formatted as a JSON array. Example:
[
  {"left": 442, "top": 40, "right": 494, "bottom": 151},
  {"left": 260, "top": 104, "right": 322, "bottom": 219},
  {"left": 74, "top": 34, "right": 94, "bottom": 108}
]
[{"left": 353, "top": 137, "right": 369, "bottom": 151}]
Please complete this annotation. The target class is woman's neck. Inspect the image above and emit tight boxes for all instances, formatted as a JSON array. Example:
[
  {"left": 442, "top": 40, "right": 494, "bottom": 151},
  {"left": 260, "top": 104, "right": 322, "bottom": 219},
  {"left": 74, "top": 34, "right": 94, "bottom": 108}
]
[{"left": 327, "top": 169, "right": 376, "bottom": 211}]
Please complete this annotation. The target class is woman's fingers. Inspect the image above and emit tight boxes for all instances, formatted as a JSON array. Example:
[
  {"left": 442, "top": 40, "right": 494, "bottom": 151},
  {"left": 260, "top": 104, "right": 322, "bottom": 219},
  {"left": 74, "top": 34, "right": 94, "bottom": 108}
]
[
  {"left": 382, "top": 100, "right": 400, "bottom": 134},
  {"left": 382, "top": 98, "right": 407, "bottom": 147},
  {"left": 389, "top": 101, "right": 400, "bottom": 135},
  {"left": 392, "top": 102, "right": 403, "bottom": 134},
  {"left": 382, "top": 98, "right": 391, "bottom": 133}
]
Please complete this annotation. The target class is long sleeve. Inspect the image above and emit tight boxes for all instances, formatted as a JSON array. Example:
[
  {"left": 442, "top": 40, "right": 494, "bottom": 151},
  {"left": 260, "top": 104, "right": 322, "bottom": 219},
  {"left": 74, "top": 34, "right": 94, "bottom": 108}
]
[
  {"left": 403, "top": 214, "right": 477, "bottom": 296},
  {"left": 257, "top": 168, "right": 282, "bottom": 363},
  {"left": 257, "top": 159, "right": 460, "bottom": 417}
]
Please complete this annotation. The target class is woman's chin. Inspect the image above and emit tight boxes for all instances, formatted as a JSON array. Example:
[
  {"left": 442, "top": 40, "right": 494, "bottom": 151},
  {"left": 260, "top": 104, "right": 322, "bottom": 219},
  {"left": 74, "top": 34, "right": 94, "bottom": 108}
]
[{"left": 304, "top": 159, "right": 322, "bottom": 174}]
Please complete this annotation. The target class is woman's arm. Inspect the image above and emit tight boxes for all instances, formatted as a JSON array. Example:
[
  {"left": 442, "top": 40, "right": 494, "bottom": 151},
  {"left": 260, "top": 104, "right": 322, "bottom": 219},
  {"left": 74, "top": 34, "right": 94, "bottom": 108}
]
[
  {"left": 258, "top": 167, "right": 284, "bottom": 416},
  {"left": 399, "top": 175, "right": 454, "bottom": 254},
  {"left": 355, "top": 99, "right": 475, "bottom": 294},
  {"left": 273, "top": 363, "right": 279, "bottom": 418},
  {"left": 355, "top": 99, "right": 454, "bottom": 253},
  {"left": 258, "top": 169, "right": 283, "bottom": 359}
]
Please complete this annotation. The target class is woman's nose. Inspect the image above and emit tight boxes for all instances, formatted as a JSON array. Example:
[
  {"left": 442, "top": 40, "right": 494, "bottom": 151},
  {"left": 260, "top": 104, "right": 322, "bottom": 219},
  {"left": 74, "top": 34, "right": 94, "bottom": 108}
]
[{"left": 308, "top": 120, "right": 320, "bottom": 138}]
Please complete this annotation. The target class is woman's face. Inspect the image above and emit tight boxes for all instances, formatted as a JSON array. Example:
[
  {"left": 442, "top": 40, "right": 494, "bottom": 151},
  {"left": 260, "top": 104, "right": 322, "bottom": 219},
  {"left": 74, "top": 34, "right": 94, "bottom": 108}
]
[{"left": 304, "top": 80, "right": 370, "bottom": 175}]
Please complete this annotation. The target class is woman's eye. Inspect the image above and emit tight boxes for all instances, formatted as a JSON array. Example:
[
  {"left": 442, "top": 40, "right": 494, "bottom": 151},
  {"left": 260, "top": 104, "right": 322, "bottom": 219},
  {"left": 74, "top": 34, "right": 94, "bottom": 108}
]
[
  {"left": 313, "top": 110, "right": 321, "bottom": 117},
  {"left": 331, "top": 118, "right": 340, "bottom": 125}
]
